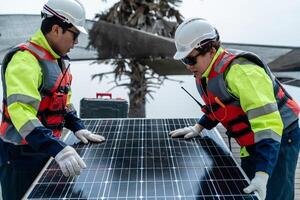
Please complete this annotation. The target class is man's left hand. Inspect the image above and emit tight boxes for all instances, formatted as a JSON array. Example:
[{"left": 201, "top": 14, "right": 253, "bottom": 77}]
[{"left": 75, "top": 129, "right": 105, "bottom": 144}]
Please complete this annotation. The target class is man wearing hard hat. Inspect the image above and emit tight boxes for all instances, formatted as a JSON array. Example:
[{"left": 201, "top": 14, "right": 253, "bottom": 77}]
[
  {"left": 0, "top": 0, "right": 105, "bottom": 199},
  {"left": 169, "top": 18, "right": 300, "bottom": 200}
]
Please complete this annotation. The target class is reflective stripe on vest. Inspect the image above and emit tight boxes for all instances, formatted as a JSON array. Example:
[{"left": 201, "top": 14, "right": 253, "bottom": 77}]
[
  {"left": 196, "top": 49, "right": 299, "bottom": 146},
  {"left": 0, "top": 42, "right": 72, "bottom": 145}
]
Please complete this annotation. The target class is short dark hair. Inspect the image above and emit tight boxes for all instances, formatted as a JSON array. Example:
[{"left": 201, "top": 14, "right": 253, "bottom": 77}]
[
  {"left": 41, "top": 15, "right": 73, "bottom": 35},
  {"left": 196, "top": 40, "right": 221, "bottom": 55}
]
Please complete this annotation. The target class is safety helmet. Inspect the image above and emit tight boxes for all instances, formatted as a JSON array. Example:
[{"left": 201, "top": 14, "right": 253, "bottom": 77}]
[
  {"left": 173, "top": 18, "right": 219, "bottom": 60},
  {"left": 41, "top": 0, "right": 87, "bottom": 34}
]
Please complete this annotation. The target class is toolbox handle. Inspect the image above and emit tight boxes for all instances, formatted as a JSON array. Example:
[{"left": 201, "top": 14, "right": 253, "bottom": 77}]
[{"left": 96, "top": 93, "right": 112, "bottom": 99}]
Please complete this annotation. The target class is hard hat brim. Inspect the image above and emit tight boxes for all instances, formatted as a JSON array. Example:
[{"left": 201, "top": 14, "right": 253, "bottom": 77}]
[
  {"left": 75, "top": 25, "right": 88, "bottom": 34},
  {"left": 173, "top": 49, "right": 192, "bottom": 60}
]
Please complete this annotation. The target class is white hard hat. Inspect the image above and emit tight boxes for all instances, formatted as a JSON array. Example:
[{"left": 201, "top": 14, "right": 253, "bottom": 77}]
[
  {"left": 42, "top": 0, "right": 87, "bottom": 34},
  {"left": 173, "top": 18, "right": 219, "bottom": 60}
]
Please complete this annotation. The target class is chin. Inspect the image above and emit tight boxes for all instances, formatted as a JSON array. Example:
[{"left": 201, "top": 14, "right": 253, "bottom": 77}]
[{"left": 194, "top": 73, "right": 202, "bottom": 79}]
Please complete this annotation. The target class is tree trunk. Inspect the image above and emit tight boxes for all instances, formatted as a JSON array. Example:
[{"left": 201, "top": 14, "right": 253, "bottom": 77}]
[
  {"left": 128, "top": 97, "right": 146, "bottom": 118},
  {"left": 128, "top": 61, "right": 146, "bottom": 118}
]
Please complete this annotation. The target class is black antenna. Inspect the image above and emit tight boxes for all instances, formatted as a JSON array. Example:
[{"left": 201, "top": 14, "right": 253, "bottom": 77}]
[
  {"left": 57, "top": 63, "right": 71, "bottom": 92},
  {"left": 181, "top": 86, "right": 204, "bottom": 108}
]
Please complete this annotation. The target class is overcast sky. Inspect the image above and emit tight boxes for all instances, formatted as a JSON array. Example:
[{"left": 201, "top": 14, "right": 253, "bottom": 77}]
[
  {"left": 1, "top": 0, "right": 300, "bottom": 117},
  {"left": 1, "top": 0, "right": 300, "bottom": 46}
]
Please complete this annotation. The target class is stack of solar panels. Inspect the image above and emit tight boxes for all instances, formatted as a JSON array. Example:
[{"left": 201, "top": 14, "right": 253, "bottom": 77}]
[{"left": 24, "top": 118, "right": 259, "bottom": 199}]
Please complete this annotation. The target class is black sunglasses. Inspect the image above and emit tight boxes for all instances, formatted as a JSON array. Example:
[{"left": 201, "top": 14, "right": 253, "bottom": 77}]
[
  {"left": 181, "top": 43, "right": 212, "bottom": 65},
  {"left": 181, "top": 51, "right": 201, "bottom": 65},
  {"left": 66, "top": 29, "right": 80, "bottom": 41}
]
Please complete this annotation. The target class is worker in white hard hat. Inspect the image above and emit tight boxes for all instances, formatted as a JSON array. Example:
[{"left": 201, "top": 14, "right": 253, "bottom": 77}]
[
  {"left": 0, "top": 0, "right": 105, "bottom": 199},
  {"left": 169, "top": 18, "right": 300, "bottom": 200}
]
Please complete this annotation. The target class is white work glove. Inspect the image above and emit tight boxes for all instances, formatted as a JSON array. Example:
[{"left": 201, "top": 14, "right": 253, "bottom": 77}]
[
  {"left": 169, "top": 124, "right": 204, "bottom": 139},
  {"left": 243, "top": 172, "right": 269, "bottom": 200},
  {"left": 75, "top": 129, "right": 105, "bottom": 144},
  {"left": 55, "top": 146, "right": 87, "bottom": 177}
]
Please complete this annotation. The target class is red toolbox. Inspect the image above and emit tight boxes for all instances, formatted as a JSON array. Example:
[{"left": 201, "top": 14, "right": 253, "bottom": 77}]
[{"left": 80, "top": 93, "right": 128, "bottom": 118}]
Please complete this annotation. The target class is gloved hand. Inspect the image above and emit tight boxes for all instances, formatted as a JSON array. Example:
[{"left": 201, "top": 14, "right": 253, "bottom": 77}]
[
  {"left": 169, "top": 124, "right": 204, "bottom": 139},
  {"left": 243, "top": 172, "right": 269, "bottom": 200},
  {"left": 55, "top": 146, "right": 87, "bottom": 177},
  {"left": 75, "top": 129, "right": 105, "bottom": 144}
]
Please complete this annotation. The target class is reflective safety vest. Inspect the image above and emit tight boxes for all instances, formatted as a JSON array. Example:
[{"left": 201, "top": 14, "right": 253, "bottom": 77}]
[
  {"left": 196, "top": 49, "right": 300, "bottom": 146},
  {"left": 0, "top": 42, "right": 72, "bottom": 145}
]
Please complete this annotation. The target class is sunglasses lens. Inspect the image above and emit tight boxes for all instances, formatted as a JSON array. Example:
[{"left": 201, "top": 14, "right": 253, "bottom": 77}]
[
  {"left": 181, "top": 57, "right": 196, "bottom": 65},
  {"left": 74, "top": 32, "right": 79, "bottom": 40},
  {"left": 67, "top": 29, "right": 80, "bottom": 41}
]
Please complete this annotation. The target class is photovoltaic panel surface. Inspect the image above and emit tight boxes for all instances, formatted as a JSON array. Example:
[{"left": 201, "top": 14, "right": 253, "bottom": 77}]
[{"left": 25, "top": 118, "right": 259, "bottom": 199}]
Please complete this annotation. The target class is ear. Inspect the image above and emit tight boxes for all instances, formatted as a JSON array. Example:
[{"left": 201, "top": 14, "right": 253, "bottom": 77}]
[
  {"left": 51, "top": 24, "right": 61, "bottom": 37},
  {"left": 210, "top": 47, "right": 217, "bottom": 57}
]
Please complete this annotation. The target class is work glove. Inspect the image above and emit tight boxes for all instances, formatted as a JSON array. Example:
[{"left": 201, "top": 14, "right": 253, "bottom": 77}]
[
  {"left": 243, "top": 172, "right": 269, "bottom": 200},
  {"left": 55, "top": 146, "right": 87, "bottom": 177},
  {"left": 169, "top": 124, "right": 204, "bottom": 139},
  {"left": 75, "top": 129, "right": 105, "bottom": 144}
]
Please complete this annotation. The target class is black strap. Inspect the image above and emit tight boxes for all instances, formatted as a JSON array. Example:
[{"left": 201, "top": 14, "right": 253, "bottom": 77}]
[
  {"left": 201, "top": 78, "right": 208, "bottom": 95},
  {"left": 226, "top": 114, "right": 252, "bottom": 139},
  {"left": 2, "top": 114, "right": 12, "bottom": 123},
  {"left": 1, "top": 101, "right": 12, "bottom": 123},
  {"left": 44, "top": 122, "right": 65, "bottom": 130},
  {"left": 275, "top": 79, "right": 293, "bottom": 110},
  {"left": 38, "top": 109, "right": 66, "bottom": 131},
  {"left": 227, "top": 115, "right": 249, "bottom": 128},
  {"left": 39, "top": 111, "right": 65, "bottom": 130},
  {"left": 38, "top": 109, "right": 66, "bottom": 116},
  {"left": 226, "top": 126, "right": 252, "bottom": 139},
  {"left": 277, "top": 94, "right": 289, "bottom": 110}
]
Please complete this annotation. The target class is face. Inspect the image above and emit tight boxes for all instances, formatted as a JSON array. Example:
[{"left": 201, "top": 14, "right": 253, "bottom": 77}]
[
  {"left": 48, "top": 25, "right": 80, "bottom": 56},
  {"left": 182, "top": 48, "right": 216, "bottom": 79}
]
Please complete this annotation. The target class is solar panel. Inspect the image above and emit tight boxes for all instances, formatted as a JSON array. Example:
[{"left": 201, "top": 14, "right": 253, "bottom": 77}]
[{"left": 24, "top": 118, "right": 259, "bottom": 199}]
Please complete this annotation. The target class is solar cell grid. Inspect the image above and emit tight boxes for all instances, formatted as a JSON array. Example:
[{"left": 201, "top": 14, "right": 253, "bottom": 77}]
[{"left": 25, "top": 118, "right": 259, "bottom": 199}]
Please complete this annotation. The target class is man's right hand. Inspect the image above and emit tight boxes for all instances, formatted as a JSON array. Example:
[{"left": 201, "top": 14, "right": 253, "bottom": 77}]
[
  {"left": 243, "top": 172, "right": 269, "bottom": 200},
  {"left": 169, "top": 124, "right": 204, "bottom": 139},
  {"left": 55, "top": 146, "right": 87, "bottom": 177}
]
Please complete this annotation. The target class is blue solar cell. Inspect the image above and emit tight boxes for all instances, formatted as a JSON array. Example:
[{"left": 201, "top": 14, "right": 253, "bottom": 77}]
[{"left": 25, "top": 118, "right": 259, "bottom": 199}]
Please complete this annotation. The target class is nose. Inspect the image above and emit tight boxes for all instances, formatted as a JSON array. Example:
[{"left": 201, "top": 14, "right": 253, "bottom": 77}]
[{"left": 186, "top": 65, "right": 193, "bottom": 71}]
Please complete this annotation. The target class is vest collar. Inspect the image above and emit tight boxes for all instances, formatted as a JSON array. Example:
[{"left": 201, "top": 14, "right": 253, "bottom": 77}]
[
  {"left": 202, "top": 47, "right": 224, "bottom": 79},
  {"left": 30, "top": 29, "right": 60, "bottom": 60}
]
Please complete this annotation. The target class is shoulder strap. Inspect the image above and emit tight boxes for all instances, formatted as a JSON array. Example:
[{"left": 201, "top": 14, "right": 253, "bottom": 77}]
[{"left": 19, "top": 42, "right": 55, "bottom": 61}]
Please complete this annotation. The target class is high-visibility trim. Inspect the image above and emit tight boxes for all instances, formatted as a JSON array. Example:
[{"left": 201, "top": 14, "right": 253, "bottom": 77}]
[
  {"left": 196, "top": 48, "right": 298, "bottom": 147},
  {"left": 214, "top": 52, "right": 233, "bottom": 73},
  {"left": 240, "top": 147, "right": 250, "bottom": 158},
  {"left": 255, "top": 129, "right": 281, "bottom": 143},
  {"left": 230, "top": 58, "right": 254, "bottom": 66},
  {"left": 26, "top": 43, "right": 46, "bottom": 59},
  {"left": 20, "top": 42, "right": 55, "bottom": 61},
  {"left": 1, "top": 36, "right": 72, "bottom": 145},
  {"left": 7, "top": 94, "right": 40, "bottom": 110},
  {"left": 1, "top": 124, "right": 23, "bottom": 145},
  {"left": 19, "top": 119, "right": 43, "bottom": 138},
  {"left": 247, "top": 103, "right": 278, "bottom": 120}
]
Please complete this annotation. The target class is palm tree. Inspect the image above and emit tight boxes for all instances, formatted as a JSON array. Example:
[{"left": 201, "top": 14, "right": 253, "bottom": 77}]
[{"left": 89, "top": 0, "right": 183, "bottom": 117}]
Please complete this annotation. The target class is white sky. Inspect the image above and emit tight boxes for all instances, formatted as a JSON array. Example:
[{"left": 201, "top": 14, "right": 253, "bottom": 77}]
[
  {"left": 1, "top": 0, "right": 300, "bottom": 46},
  {"left": 1, "top": 0, "right": 300, "bottom": 117}
]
